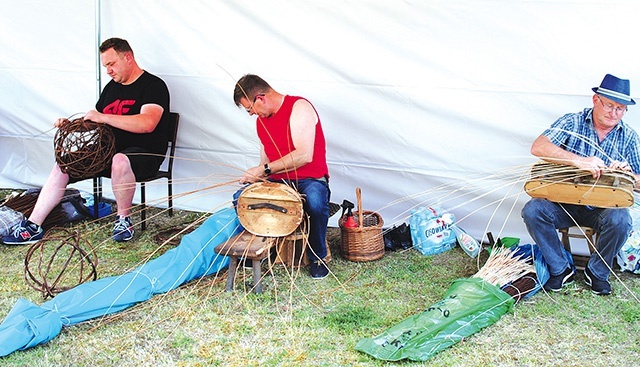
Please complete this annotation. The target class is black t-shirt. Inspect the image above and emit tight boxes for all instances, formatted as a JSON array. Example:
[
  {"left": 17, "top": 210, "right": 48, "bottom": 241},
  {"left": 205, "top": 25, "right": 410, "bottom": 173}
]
[{"left": 95, "top": 71, "right": 170, "bottom": 155}]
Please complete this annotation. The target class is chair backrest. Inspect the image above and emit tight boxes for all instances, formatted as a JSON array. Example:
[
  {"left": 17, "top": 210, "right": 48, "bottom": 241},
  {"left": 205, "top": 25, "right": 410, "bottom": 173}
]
[{"left": 161, "top": 112, "right": 180, "bottom": 175}]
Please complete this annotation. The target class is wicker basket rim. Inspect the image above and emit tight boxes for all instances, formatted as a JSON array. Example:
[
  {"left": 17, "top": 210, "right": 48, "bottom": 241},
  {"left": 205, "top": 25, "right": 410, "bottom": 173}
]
[{"left": 338, "top": 210, "right": 384, "bottom": 228}]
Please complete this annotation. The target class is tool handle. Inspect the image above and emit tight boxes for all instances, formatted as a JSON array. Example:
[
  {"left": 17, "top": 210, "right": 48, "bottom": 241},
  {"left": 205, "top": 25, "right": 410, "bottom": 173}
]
[
  {"left": 247, "top": 202, "right": 287, "bottom": 213},
  {"left": 356, "top": 187, "right": 363, "bottom": 228}
]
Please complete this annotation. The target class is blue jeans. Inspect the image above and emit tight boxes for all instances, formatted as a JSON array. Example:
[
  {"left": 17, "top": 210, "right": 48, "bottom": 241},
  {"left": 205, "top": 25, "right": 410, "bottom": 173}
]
[
  {"left": 521, "top": 198, "right": 631, "bottom": 281},
  {"left": 233, "top": 179, "right": 331, "bottom": 262}
]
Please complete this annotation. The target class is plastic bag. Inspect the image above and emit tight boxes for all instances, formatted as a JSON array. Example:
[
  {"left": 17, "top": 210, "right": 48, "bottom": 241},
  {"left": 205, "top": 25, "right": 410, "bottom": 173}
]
[
  {"left": 0, "top": 206, "right": 23, "bottom": 237},
  {"left": 618, "top": 231, "right": 640, "bottom": 274},
  {"left": 409, "top": 206, "right": 456, "bottom": 256},
  {"left": 355, "top": 277, "right": 514, "bottom": 362},
  {"left": 617, "top": 201, "right": 640, "bottom": 273}
]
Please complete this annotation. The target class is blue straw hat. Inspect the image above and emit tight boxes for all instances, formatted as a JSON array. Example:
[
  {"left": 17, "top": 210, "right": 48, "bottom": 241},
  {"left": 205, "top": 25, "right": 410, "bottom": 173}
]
[{"left": 592, "top": 74, "right": 635, "bottom": 105}]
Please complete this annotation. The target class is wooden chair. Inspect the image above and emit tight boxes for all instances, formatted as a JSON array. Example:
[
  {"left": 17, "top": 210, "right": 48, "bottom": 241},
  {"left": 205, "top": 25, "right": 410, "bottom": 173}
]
[
  {"left": 92, "top": 112, "right": 180, "bottom": 230},
  {"left": 558, "top": 226, "right": 597, "bottom": 270}
]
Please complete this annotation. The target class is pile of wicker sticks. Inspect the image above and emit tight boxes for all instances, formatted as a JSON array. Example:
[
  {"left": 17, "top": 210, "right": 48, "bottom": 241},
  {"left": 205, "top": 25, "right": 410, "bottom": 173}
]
[
  {"left": 2, "top": 189, "right": 83, "bottom": 229},
  {"left": 473, "top": 246, "right": 538, "bottom": 303}
]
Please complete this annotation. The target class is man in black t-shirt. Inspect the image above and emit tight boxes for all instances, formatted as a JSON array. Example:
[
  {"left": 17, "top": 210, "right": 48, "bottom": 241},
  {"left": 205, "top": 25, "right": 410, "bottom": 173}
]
[{"left": 2, "top": 37, "right": 170, "bottom": 245}]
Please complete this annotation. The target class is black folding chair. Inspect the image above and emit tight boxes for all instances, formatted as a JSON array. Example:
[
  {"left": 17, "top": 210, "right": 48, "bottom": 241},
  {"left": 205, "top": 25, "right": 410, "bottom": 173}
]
[{"left": 92, "top": 112, "right": 180, "bottom": 230}]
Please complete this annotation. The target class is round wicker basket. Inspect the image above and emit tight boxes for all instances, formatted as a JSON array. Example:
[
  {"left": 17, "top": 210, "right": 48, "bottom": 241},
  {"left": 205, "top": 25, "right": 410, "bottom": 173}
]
[
  {"left": 338, "top": 210, "right": 384, "bottom": 262},
  {"left": 54, "top": 118, "right": 115, "bottom": 180},
  {"left": 338, "top": 210, "right": 384, "bottom": 261}
]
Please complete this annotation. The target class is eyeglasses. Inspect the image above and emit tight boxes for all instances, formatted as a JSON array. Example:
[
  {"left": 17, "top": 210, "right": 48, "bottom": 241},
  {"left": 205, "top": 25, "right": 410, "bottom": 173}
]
[
  {"left": 597, "top": 95, "right": 627, "bottom": 115},
  {"left": 245, "top": 94, "right": 265, "bottom": 113}
]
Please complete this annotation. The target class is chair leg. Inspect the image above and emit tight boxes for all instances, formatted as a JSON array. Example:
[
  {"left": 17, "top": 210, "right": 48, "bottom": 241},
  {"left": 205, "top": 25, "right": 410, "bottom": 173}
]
[
  {"left": 92, "top": 177, "right": 102, "bottom": 219},
  {"left": 139, "top": 177, "right": 172, "bottom": 230},
  {"left": 226, "top": 257, "right": 238, "bottom": 292},
  {"left": 141, "top": 182, "right": 147, "bottom": 231},
  {"left": 252, "top": 259, "right": 263, "bottom": 293},
  {"left": 168, "top": 179, "right": 173, "bottom": 217}
]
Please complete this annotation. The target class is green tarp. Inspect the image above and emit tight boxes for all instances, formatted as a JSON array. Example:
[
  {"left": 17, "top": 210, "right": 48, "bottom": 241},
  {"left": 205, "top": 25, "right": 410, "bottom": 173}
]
[{"left": 355, "top": 277, "right": 514, "bottom": 362}]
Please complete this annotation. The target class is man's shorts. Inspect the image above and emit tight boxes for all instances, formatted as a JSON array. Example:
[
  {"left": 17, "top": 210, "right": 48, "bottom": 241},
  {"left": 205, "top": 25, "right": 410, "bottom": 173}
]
[{"left": 69, "top": 147, "right": 165, "bottom": 183}]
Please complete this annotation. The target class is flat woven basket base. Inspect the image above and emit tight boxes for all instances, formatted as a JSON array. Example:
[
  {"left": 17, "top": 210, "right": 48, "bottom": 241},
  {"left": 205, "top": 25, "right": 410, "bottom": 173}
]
[{"left": 237, "top": 182, "right": 303, "bottom": 237}]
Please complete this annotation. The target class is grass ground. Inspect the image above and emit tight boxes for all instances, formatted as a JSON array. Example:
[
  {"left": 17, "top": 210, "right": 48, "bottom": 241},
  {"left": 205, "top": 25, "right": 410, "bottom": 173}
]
[{"left": 0, "top": 191, "right": 639, "bottom": 366}]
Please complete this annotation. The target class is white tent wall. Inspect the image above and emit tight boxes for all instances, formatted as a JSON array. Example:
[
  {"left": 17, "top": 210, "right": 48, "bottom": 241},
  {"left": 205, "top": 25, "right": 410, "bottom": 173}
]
[
  {"left": 1, "top": 0, "right": 640, "bottom": 243},
  {"left": 0, "top": 0, "right": 97, "bottom": 188}
]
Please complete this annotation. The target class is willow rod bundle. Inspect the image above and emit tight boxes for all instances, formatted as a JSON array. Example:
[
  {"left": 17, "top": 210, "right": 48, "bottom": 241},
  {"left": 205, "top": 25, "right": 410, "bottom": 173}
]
[
  {"left": 473, "top": 247, "right": 535, "bottom": 288},
  {"left": 3, "top": 190, "right": 67, "bottom": 228},
  {"left": 54, "top": 117, "right": 116, "bottom": 180},
  {"left": 501, "top": 273, "right": 538, "bottom": 304}
]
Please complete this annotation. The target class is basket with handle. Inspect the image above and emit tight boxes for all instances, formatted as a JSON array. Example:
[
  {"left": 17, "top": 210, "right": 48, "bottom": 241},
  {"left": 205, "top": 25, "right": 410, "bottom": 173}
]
[{"left": 338, "top": 187, "right": 384, "bottom": 262}]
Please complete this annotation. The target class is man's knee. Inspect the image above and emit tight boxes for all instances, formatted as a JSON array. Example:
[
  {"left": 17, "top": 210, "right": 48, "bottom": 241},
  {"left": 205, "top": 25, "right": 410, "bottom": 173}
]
[
  {"left": 305, "top": 201, "right": 328, "bottom": 218},
  {"left": 110, "top": 153, "right": 132, "bottom": 176},
  {"left": 306, "top": 196, "right": 329, "bottom": 217},
  {"left": 522, "top": 198, "right": 547, "bottom": 221},
  {"left": 601, "top": 208, "right": 632, "bottom": 232},
  {"left": 299, "top": 182, "right": 329, "bottom": 214}
]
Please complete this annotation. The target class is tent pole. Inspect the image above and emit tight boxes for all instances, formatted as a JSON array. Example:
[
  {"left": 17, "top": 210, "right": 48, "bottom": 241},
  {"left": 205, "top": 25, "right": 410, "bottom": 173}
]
[{"left": 95, "top": 0, "right": 102, "bottom": 99}]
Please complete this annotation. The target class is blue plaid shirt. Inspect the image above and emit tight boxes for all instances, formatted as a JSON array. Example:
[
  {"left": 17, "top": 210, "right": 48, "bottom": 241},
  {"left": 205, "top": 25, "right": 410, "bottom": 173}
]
[{"left": 543, "top": 108, "right": 640, "bottom": 174}]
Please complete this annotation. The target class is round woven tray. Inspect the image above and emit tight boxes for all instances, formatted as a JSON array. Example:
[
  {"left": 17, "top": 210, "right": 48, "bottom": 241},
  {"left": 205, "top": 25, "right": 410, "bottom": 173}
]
[
  {"left": 237, "top": 181, "right": 303, "bottom": 237},
  {"left": 338, "top": 210, "right": 384, "bottom": 262}
]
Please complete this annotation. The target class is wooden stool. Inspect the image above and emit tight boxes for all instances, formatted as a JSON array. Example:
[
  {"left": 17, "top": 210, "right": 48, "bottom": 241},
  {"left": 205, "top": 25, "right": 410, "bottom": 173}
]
[
  {"left": 214, "top": 231, "right": 277, "bottom": 293},
  {"left": 274, "top": 223, "right": 332, "bottom": 267},
  {"left": 559, "top": 226, "right": 598, "bottom": 270}
]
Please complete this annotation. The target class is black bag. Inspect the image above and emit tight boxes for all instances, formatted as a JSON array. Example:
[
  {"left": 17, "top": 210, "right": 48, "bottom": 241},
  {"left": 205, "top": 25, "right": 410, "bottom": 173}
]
[
  {"left": 60, "top": 189, "right": 94, "bottom": 222},
  {"left": 383, "top": 223, "right": 412, "bottom": 251}
]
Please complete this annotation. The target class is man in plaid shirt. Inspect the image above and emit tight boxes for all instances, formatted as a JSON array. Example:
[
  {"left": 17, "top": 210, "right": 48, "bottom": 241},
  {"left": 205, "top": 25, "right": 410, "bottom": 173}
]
[{"left": 522, "top": 74, "right": 640, "bottom": 296}]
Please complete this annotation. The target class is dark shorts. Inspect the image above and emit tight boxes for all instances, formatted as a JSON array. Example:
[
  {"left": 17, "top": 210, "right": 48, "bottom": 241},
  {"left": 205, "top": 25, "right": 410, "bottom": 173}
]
[{"left": 69, "top": 147, "right": 165, "bottom": 183}]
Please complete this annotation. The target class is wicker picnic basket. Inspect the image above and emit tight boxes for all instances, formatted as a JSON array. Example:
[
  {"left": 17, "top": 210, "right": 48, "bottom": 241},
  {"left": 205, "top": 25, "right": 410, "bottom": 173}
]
[{"left": 338, "top": 188, "right": 384, "bottom": 262}]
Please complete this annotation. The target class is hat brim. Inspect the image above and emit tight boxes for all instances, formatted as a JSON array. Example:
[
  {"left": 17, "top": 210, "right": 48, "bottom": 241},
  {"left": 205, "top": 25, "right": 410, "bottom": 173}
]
[{"left": 592, "top": 87, "right": 636, "bottom": 105}]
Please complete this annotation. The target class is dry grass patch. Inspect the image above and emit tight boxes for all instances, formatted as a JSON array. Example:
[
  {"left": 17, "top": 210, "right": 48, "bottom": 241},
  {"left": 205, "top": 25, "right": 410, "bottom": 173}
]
[{"left": 0, "top": 189, "right": 639, "bottom": 366}]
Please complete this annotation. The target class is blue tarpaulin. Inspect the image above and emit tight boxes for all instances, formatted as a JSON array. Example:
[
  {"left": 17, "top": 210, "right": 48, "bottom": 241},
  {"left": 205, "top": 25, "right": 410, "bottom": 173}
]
[{"left": 0, "top": 207, "right": 241, "bottom": 357}]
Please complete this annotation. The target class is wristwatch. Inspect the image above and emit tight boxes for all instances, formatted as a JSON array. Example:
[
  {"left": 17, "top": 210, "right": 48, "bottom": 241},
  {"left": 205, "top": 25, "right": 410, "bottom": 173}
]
[{"left": 264, "top": 163, "right": 272, "bottom": 176}]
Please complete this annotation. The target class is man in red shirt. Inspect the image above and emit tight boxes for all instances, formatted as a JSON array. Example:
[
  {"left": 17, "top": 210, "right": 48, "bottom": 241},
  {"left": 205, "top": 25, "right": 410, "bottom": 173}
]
[{"left": 233, "top": 74, "right": 331, "bottom": 279}]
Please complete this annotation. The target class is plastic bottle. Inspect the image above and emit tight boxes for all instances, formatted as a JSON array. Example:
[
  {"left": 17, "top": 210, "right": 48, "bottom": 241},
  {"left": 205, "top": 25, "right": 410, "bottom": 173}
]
[
  {"left": 344, "top": 207, "right": 358, "bottom": 228},
  {"left": 440, "top": 213, "right": 455, "bottom": 226},
  {"left": 83, "top": 194, "right": 94, "bottom": 208},
  {"left": 451, "top": 225, "right": 480, "bottom": 258}
]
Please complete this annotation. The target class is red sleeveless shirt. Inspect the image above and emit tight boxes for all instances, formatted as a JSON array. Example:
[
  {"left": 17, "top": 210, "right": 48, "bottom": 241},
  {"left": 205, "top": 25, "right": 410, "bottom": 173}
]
[{"left": 256, "top": 95, "right": 329, "bottom": 181}]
